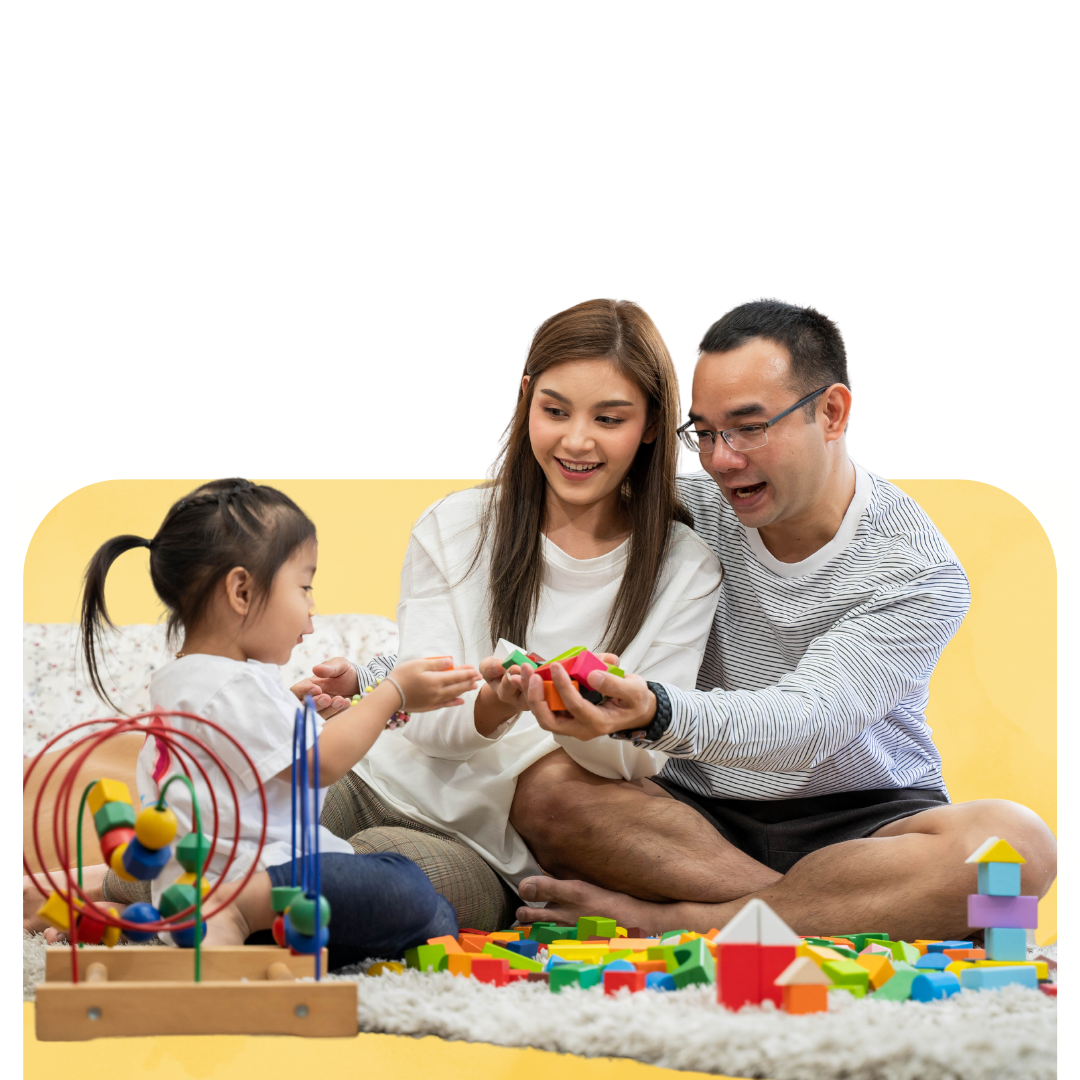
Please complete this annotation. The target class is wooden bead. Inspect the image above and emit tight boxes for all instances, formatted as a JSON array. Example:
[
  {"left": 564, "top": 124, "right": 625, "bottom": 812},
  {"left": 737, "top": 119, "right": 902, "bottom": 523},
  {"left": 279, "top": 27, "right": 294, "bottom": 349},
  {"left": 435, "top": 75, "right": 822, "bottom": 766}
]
[
  {"left": 171, "top": 921, "right": 207, "bottom": 948},
  {"left": 272, "top": 914, "right": 286, "bottom": 948},
  {"left": 159, "top": 883, "right": 197, "bottom": 919},
  {"left": 98, "top": 825, "right": 136, "bottom": 865},
  {"left": 73, "top": 907, "right": 107, "bottom": 945},
  {"left": 366, "top": 961, "right": 406, "bottom": 977},
  {"left": 175, "top": 832, "right": 209, "bottom": 873},
  {"left": 284, "top": 915, "right": 329, "bottom": 954},
  {"left": 93, "top": 801, "right": 136, "bottom": 836},
  {"left": 134, "top": 806, "right": 178, "bottom": 850},
  {"left": 121, "top": 838, "right": 172, "bottom": 881},
  {"left": 109, "top": 842, "right": 139, "bottom": 882},
  {"left": 101, "top": 907, "right": 121, "bottom": 948},
  {"left": 173, "top": 872, "right": 211, "bottom": 897},
  {"left": 270, "top": 885, "right": 304, "bottom": 913},
  {"left": 87, "top": 778, "right": 132, "bottom": 816},
  {"left": 285, "top": 894, "right": 330, "bottom": 936},
  {"left": 121, "top": 901, "right": 162, "bottom": 942},
  {"left": 36, "top": 891, "right": 76, "bottom": 932}
]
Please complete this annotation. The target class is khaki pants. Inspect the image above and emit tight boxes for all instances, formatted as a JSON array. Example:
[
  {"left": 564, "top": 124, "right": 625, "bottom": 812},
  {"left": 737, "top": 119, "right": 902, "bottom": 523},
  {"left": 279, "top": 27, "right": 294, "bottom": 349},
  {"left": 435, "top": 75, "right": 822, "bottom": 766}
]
[{"left": 103, "top": 772, "right": 516, "bottom": 932}]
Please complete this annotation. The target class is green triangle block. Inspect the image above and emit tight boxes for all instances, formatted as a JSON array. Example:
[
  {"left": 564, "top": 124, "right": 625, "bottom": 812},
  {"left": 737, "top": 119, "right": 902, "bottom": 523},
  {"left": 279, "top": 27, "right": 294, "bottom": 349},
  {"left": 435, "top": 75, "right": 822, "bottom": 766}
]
[
  {"left": 577, "top": 916, "right": 618, "bottom": 940},
  {"left": 405, "top": 943, "right": 447, "bottom": 972},
  {"left": 482, "top": 941, "right": 543, "bottom": 972},
  {"left": 671, "top": 937, "right": 716, "bottom": 987},
  {"left": 886, "top": 940, "right": 921, "bottom": 964},
  {"left": 871, "top": 968, "right": 922, "bottom": 1000}
]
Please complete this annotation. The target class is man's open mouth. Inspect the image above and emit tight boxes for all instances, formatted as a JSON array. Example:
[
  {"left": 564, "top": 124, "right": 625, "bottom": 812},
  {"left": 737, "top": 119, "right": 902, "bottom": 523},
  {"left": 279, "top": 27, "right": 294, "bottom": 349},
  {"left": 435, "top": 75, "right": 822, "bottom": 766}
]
[{"left": 732, "top": 482, "right": 766, "bottom": 499}]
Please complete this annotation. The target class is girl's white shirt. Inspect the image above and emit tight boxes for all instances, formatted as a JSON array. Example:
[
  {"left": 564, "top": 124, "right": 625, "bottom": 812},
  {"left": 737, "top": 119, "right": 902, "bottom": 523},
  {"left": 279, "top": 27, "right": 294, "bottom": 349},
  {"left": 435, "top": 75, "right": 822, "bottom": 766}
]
[
  {"left": 355, "top": 487, "right": 722, "bottom": 887},
  {"left": 137, "top": 654, "right": 354, "bottom": 907}
]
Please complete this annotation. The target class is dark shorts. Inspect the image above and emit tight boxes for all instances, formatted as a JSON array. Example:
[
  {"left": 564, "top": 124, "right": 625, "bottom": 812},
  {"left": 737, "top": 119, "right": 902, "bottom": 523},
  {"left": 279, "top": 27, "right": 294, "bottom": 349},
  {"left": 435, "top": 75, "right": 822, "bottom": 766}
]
[{"left": 651, "top": 779, "right": 950, "bottom": 874}]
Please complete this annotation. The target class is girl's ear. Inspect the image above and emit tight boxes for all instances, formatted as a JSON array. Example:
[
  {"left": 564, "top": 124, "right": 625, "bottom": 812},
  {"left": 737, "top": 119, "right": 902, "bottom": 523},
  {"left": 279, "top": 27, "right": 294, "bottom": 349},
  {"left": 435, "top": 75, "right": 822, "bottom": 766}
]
[{"left": 223, "top": 566, "right": 252, "bottom": 616}]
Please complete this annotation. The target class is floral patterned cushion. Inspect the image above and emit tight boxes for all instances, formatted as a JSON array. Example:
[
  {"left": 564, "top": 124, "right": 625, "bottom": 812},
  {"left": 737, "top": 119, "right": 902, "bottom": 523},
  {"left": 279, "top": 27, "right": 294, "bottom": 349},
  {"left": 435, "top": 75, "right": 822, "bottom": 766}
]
[{"left": 23, "top": 614, "right": 398, "bottom": 758}]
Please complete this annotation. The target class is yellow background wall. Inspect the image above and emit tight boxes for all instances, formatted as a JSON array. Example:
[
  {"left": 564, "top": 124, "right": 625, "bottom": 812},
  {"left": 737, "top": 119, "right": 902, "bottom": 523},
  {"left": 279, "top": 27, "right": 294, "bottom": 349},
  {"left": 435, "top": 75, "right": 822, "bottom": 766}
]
[{"left": 23, "top": 478, "right": 1057, "bottom": 943}]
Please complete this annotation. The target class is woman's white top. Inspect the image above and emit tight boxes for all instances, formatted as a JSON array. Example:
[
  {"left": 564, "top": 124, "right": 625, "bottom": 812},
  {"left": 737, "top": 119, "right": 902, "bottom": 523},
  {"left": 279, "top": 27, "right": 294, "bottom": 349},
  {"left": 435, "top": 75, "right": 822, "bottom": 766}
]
[
  {"left": 355, "top": 487, "right": 722, "bottom": 887},
  {"left": 136, "top": 654, "right": 354, "bottom": 906}
]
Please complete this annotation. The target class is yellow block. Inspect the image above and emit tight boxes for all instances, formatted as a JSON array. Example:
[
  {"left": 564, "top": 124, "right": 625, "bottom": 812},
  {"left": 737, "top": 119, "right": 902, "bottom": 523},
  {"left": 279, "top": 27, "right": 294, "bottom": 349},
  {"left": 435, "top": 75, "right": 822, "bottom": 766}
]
[
  {"left": 796, "top": 944, "right": 845, "bottom": 967},
  {"left": 854, "top": 953, "right": 894, "bottom": 989},
  {"left": 36, "top": 892, "right": 79, "bottom": 933},
  {"left": 975, "top": 960, "right": 1049, "bottom": 980},
  {"left": 945, "top": 961, "right": 975, "bottom": 976},
  {"left": 86, "top": 778, "right": 132, "bottom": 815}
]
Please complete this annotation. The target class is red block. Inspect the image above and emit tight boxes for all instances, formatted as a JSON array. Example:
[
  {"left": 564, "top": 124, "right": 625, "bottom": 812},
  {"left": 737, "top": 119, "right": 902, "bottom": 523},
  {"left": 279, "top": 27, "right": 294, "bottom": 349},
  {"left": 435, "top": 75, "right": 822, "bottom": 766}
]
[
  {"left": 73, "top": 908, "right": 107, "bottom": 946},
  {"left": 758, "top": 944, "right": 797, "bottom": 1007},
  {"left": 604, "top": 970, "right": 647, "bottom": 995},
  {"left": 98, "top": 825, "right": 136, "bottom": 864},
  {"left": 1040, "top": 984, "right": 1057, "bottom": 998},
  {"left": 506, "top": 970, "right": 529, "bottom": 983},
  {"left": 471, "top": 957, "right": 510, "bottom": 986},
  {"left": 718, "top": 942, "right": 761, "bottom": 1010}
]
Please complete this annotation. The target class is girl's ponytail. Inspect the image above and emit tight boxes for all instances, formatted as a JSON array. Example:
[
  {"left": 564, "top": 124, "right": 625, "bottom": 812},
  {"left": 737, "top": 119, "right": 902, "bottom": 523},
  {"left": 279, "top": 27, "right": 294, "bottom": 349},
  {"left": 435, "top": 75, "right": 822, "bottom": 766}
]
[{"left": 80, "top": 534, "right": 153, "bottom": 709}]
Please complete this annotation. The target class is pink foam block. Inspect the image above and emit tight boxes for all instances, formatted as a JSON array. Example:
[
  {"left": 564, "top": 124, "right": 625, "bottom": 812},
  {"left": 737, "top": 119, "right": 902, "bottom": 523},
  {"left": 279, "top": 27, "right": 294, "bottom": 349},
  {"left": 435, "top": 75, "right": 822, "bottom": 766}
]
[
  {"left": 563, "top": 650, "right": 608, "bottom": 686},
  {"left": 967, "top": 893, "right": 1038, "bottom": 929}
]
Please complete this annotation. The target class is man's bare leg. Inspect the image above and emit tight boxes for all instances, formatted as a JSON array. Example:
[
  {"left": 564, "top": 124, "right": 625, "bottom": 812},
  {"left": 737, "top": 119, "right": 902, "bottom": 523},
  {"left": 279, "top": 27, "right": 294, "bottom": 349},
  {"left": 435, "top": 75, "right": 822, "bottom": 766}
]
[
  {"left": 510, "top": 750, "right": 782, "bottom": 901},
  {"left": 516, "top": 798, "right": 1057, "bottom": 943}
]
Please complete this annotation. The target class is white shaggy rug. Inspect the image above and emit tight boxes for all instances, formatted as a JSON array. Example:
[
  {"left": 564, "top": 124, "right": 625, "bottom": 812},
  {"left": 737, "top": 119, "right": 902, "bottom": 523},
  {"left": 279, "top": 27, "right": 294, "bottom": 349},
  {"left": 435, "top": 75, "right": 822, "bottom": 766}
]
[{"left": 25, "top": 935, "right": 1056, "bottom": 1080}]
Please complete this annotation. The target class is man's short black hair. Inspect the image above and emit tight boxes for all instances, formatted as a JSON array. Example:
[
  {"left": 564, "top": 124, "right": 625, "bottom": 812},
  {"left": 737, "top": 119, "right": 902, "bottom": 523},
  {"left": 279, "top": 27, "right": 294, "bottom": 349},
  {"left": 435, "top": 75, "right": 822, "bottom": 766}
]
[{"left": 699, "top": 301, "right": 849, "bottom": 413}]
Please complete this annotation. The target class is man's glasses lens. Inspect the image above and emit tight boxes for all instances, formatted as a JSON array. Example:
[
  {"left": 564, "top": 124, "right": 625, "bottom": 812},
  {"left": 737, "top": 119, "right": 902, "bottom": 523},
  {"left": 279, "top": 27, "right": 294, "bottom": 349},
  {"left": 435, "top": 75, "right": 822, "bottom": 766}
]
[{"left": 679, "top": 426, "right": 768, "bottom": 453}]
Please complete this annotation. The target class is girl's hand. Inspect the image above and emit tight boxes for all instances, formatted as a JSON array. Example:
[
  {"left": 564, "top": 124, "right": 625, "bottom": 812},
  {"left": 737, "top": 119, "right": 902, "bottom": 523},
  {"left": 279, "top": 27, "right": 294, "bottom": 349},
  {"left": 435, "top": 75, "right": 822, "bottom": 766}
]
[
  {"left": 290, "top": 657, "right": 360, "bottom": 718},
  {"left": 478, "top": 655, "right": 533, "bottom": 713},
  {"left": 390, "top": 657, "right": 481, "bottom": 712}
]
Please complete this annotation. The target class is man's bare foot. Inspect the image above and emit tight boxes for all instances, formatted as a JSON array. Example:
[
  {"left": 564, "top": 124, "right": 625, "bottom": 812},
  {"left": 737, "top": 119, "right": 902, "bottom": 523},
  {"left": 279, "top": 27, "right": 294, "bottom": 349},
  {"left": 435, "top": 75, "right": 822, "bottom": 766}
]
[{"left": 516, "top": 876, "right": 679, "bottom": 935}]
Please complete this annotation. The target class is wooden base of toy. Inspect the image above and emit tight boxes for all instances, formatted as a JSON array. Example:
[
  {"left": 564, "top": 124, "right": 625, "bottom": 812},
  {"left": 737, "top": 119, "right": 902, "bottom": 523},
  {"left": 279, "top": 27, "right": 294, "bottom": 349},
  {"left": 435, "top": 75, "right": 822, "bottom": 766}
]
[{"left": 37, "top": 946, "right": 356, "bottom": 1040}]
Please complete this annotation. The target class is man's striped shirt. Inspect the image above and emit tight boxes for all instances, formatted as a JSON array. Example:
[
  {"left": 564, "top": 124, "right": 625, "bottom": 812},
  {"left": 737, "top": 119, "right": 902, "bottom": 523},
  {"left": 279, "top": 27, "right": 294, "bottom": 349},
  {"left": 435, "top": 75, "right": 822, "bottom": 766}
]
[{"left": 651, "top": 465, "right": 970, "bottom": 801}]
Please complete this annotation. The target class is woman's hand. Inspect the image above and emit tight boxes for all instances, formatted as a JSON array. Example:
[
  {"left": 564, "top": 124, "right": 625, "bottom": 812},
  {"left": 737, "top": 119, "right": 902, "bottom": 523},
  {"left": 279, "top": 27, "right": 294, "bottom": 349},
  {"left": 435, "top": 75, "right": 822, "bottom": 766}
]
[
  {"left": 478, "top": 656, "right": 534, "bottom": 713},
  {"left": 520, "top": 662, "right": 656, "bottom": 740},
  {"left": 290, "top": 657, "right": 360, "bottom": 718},
  {"left": 390, "top": 657, "right": 481, "bottom": 712}
]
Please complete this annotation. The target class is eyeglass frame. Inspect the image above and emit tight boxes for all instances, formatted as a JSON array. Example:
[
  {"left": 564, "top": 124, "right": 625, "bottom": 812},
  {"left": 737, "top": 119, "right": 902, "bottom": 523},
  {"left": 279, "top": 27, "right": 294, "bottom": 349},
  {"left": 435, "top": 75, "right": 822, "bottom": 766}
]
[{"left": 676, "top": 385, "right": 832, "bottom": 454}]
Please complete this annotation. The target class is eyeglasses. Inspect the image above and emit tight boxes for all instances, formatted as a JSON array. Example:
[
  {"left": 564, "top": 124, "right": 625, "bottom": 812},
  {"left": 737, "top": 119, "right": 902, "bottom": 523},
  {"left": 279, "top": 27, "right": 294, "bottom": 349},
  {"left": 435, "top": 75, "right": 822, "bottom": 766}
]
[{"left": 677, "top": 386, "right": 831, "bottom": 454}]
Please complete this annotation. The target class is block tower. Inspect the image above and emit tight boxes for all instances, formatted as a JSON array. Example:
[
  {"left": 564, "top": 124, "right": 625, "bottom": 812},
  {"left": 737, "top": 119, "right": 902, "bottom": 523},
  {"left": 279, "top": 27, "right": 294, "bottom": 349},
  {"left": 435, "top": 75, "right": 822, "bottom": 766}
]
[
  {"left": 965, "top": 836, "right": 1034, "bottom": 961},
  {"left": 714, "top": 898, "right": 801, "bottom": 1009}
]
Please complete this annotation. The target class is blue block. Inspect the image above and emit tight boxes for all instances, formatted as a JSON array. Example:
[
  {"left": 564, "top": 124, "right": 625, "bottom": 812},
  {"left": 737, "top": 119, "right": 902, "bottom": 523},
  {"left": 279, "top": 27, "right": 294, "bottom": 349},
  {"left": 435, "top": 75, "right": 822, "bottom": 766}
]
[
  {"left": 960, "top": 965, "right": 1038, "bottom": 991},
  {"left": 283, "top": 914, "right": 329, "bottom": 954},
  {"left": 985, "top": 927, "right": 1028, "bottom": 961},
  {"left": 911, "top": 971, "right": 960, "bottom": 1001},
  {"left": 503, "top": 939, "right": 540, "bottom": 959},
  {"left": 121, "top": 838, "right": 172, "bottom": 881},
  {"left": 978, "top": 862, "right": 1021, "bottom": 896},
  {"left": 545, "top": 955, "right": 572, "bottom": 971},
  {"left": 602, "top": 958, "right": 636, "bottom": 973},
  {"left": 915, "top": 952, "right": 951, "bottom": 970},
  {"left": 646, "top": 971, "right": 676, "bottom": 991},
  {"left": 927, "top": 940, "right": 974, "bottom": 953}
]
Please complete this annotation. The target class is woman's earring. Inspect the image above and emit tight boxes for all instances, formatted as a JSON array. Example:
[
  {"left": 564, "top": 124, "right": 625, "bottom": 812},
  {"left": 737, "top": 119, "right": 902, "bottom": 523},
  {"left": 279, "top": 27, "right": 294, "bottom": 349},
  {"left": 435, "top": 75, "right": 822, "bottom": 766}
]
[{"left": 620, "top": 478, "right": 632, "bottom": 500}]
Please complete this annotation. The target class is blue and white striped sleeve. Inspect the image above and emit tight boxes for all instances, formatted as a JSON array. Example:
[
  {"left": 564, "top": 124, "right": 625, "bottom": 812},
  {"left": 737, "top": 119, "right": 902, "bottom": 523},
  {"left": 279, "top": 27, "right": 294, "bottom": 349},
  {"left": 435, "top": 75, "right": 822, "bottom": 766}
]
[
  {"left": 648, "top": 561, "right": 970, "bottom": 771},
  {"left": 352, "top": 655, "right": 398, "bottom": 693}
]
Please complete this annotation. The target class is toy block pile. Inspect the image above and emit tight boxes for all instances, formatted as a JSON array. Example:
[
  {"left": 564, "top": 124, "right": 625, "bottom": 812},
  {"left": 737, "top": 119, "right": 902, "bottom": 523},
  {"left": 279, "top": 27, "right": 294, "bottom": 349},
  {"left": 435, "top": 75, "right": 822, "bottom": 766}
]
[{"left": 495, "top": 640, "right": 625, "bottom": 710}]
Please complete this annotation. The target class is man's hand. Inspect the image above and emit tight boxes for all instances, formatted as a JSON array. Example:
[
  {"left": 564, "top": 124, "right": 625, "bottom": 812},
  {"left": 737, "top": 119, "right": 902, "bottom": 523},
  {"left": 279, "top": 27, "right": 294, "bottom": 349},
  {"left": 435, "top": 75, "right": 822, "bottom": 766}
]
[
  {"left": 521, "top": 662, "right": 657, "bottom": 740},
  {"left": 290, "top": 657, "right": 360, "bottom": 718}
]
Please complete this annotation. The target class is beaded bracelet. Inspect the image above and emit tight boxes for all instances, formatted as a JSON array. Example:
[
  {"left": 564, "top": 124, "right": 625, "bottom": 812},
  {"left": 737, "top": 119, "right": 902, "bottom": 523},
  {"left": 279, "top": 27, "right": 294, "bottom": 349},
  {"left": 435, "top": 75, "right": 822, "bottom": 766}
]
[{"left": 351, "top": 674, "right": 412, "bottom": 729}]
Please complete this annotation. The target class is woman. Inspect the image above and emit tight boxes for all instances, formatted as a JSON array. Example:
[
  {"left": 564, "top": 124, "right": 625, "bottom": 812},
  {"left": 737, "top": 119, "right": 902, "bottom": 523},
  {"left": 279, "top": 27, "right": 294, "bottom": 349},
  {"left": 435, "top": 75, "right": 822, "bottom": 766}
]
[{"left": 305, "top": 298, "right": 721, "bottom": 928}]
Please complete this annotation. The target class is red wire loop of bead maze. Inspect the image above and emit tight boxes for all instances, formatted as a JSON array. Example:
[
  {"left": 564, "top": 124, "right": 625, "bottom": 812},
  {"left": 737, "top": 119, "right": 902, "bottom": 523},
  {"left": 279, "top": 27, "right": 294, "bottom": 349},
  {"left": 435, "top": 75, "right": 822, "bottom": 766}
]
[{"left": 23, "top": 711, "right": 269, "bottom": 983}]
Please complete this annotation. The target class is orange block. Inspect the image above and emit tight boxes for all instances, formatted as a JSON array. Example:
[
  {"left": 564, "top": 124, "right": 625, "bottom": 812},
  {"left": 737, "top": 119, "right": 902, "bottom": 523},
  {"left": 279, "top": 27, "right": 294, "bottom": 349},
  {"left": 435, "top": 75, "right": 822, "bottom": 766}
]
[
  {"left": 488, "top": 931, "right": 523, "bottom": 943},
  {"left": 611, "top": 939, "right": 656, "bottom": 951},
  {"left": 633, "top": 960, "right": 669, "bottom": 974},
  {"left": 944, "top": 947, "right": 985, "bottom": 961},
  {"left": 446, "top": 954, "right": 474, "bottom": 977},
  {"left": 824, "top": 938, "right": 856, "bottom": 951},
  {"left": 783, "top": 984, "right": 828, "bottom": 1014},
  {"left": 460, "top": 933, "right": 489, "bottom": 953},
  {"left": 913, "top": 940, "right": 941, "bottom": 956},
  {"left": 542, "top": 680, "right": 578, "bottom": 711},
  {"left": 797, "top": 944, "right": 845, "bottom": 967},
  {"left": 428, "top": 934, "right": 464, "bottom": 955}
]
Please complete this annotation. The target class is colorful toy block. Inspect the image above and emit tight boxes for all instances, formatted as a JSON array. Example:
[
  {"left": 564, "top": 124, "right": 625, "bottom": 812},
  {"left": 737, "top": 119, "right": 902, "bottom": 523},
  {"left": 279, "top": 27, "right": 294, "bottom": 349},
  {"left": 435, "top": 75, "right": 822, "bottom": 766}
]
[
  {"left": 821, "top": 960, "right": 870, "bottom": 998},
  {"left": 773, "top": 956, "right": 830, "bottom": 1014},
  {"left": 912, "top": 940, "right": 942, "bottom": 955},
  {"left": 717, "top": 943, "right": 760, "bottom": 1009},
  {"left": 961, "top": 965, "right": 1039, "bottom": 990},
  {"left": 562, "top": 650, "right": 608, "bottom": 687},
  {"left": 978, "top": 862, "right": 1021, "bottom": 896},
  {"left": 859, "top": 942, "right": 893, "bottom": 956},
  {"left": 670, "top": 937, "right": 716, "bottom": 988},
  {"left": 646, "top": 971, "right": 676, "bottom": 991},
  {"left": 943, "top": 948, "right": 985, "bottom": 961},
  {"left": 926, "top": 940, "right": 974, "bottom": 953},
  {"left": 542, "top": 679, "right": 578, "bottom": 711},
  {"left": 122, "top": 838, "right": 172, "bottom": 880},
  {"left": 93, "top": 800, "right": 136, "bottom": 835},
  {"left": 870, "top": 967, "right": 922, "bottom": 1001},
  {"left": 446, "top": 954, "right": 474, "bottom": 977},
  {"left": 974, "top": 960, "right": 1049, "bottom": 979},
  {"left": 472, "top": 957, "right": 510, "bottom": 986},
  {"left": 967, "top": 894, "right": 1038, "bottom": 929},
  {"left": 798, "top": 944, "right": 847, "bottom": 967},
  {"left": 488, "top": 930, "right": 524, "bottom": 942},
  {"left": 426, "top": 934, "right": 464, "bottom": 955},
  {"left": 405, "top": 944, "right": 448, "bottom": 972},
  {"left": 460, "top": 933, "right": 491, "bottom": 952},
  {"left": 502, "top": 649, "right": 531, "bottom": 670},
  {"left": 367, "top": 961, "right": 406, "bottom": 977},
  {"left": 836, "top": 932, "right": 890, "bottom": 953},
  {"left": 134, "top": 805, "right": 178, "bottom": 849},
  {"left": 886, "top": 940, "right": 922, "bottom": 964},
  {"left": 855, "top": 953, "right": 895, "bottom": 989},
  {"left": 910, "top": 971, "right": 960, "bottom": 1001},
  {"left": 481, "top": 942, "right": 543, "bottom": 972},
  {"left": 604, "top": 969, "right": 646, "bottom": 995},
  {"left": 159, "top": 883, "right": 197, "bottom": 919},
  {"left": 758, "top": 945, "right": 797, "bottom": 1006},
  {"left": 172, "top": 920, "right": 207, "bottom": 949},
  {"left": 633, "top": 960, "right": 669, "bottom": 975},
  {"left": 121, "top": 902, "right": 162, "bottom": 942},
  {"left": 87, "top": 778, "right": 132, "bottom": 816},
  {"left": 173, "top": 872, "right": 210, "bottom": 896},
  {"left": 287, "top": 894, "right": 330, "bottom": 936},
  {"left": 965, "top": 836, "right": 1026, "bottom": 864},
  {"left": 984, "top": 927, "right": 1027, "bottom": 961},
  {"left": 915, "top": 953, "right": 951, "bottom": 971},
  {"left": 578, "top": 916, "right": 619, "bottom": 940},
  {"left": 549, "top": 964, "right": 597, "bottom": 992}
]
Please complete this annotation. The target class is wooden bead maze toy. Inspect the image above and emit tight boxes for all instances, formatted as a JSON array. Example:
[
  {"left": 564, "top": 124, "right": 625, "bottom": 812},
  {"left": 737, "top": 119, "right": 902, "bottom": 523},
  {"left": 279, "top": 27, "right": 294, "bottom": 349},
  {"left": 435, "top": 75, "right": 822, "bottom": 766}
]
[{"left": 25, "top": 698, "right": 356, "bottom": 1039}]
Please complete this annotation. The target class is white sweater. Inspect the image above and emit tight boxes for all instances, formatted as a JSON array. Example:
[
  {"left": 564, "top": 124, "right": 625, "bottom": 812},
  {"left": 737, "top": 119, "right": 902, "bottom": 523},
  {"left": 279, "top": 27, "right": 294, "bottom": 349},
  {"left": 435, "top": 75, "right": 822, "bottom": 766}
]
[{"left": 355, "top": 487, "right": 722, "bottom": 887}]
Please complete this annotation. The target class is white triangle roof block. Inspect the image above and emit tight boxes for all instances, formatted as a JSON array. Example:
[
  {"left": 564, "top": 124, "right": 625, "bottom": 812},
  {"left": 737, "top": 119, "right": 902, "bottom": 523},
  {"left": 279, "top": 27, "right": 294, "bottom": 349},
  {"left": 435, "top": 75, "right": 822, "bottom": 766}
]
[
  {"left": 758, "top": 902, "right": 802, "bottom": 945},
  {"left": 964, "top": 836, "right": 1026, "bottom": 864},
  {"left": 494, "top": 638, "right": 525, "bottom": 662},
  {"left": 715, "top": 900, "right": 761, "bottom": 943},
  {"left": 715, "top": 899, "right": 800, "bottom": 945},
  {"left": 774, "top": 956, "right": 831, "bottom": 986}
]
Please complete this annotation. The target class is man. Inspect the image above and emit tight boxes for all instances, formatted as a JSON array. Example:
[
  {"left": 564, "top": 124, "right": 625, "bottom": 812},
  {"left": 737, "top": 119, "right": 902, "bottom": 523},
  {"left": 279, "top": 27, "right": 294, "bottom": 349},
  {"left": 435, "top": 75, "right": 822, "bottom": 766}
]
[{"left": 509, "top": 299, "right": 1056, "bottom": 940}]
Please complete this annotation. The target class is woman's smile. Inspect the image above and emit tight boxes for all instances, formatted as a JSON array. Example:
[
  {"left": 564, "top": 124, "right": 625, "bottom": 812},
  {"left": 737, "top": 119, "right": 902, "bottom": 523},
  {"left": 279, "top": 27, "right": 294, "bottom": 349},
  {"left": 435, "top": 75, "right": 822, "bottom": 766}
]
[{"left": 555, "top": 457, "right": 604, "bottom": 480}]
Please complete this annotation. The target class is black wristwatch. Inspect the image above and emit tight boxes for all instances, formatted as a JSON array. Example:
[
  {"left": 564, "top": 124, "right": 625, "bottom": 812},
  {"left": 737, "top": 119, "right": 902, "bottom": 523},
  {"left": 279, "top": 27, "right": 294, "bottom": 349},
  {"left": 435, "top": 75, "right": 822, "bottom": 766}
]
[{"left": 609, "top": 681, "right": 673, "bottom": 744}]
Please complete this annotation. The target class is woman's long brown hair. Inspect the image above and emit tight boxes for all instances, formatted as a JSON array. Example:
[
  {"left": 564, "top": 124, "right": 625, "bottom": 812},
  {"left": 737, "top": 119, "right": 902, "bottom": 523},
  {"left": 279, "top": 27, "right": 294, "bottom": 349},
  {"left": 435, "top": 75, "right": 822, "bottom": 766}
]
[{"left": 479, "top": 298, "right": 692, "bottom": 655}]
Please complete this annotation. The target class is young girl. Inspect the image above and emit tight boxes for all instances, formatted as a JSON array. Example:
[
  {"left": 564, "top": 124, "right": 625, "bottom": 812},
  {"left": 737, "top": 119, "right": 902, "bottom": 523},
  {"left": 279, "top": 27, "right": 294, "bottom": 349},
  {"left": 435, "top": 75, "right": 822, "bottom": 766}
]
[{"left": 79, "top": 478, "right": 478, "bottom": 966}]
